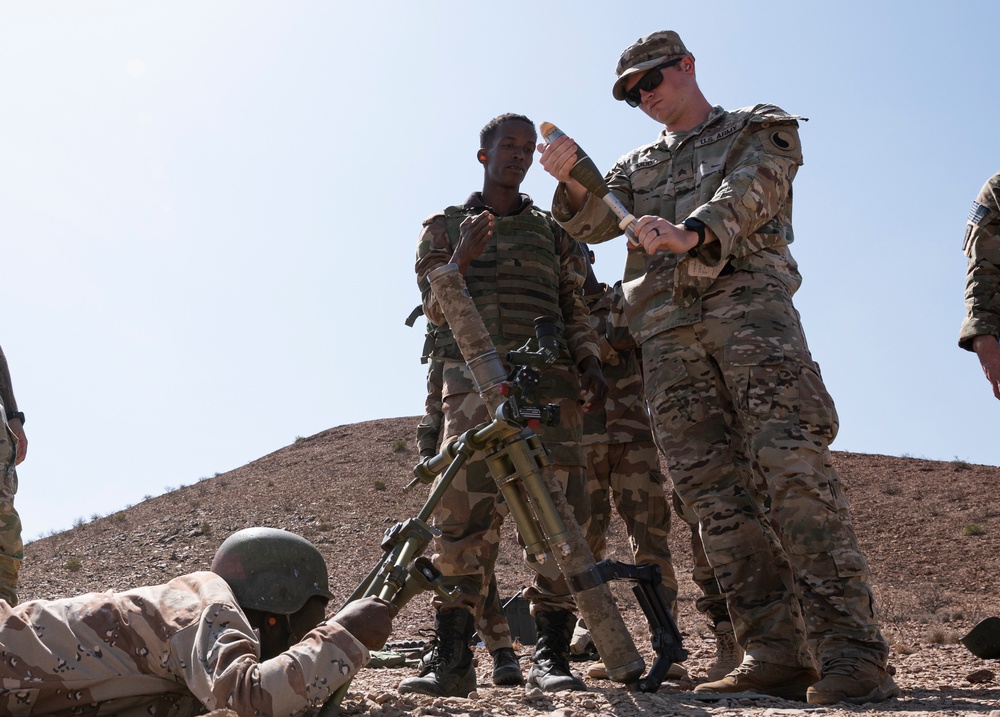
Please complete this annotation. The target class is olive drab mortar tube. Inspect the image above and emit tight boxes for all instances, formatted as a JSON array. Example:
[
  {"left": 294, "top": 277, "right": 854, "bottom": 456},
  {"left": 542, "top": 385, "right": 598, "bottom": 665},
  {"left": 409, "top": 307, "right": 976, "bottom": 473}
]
[{"left": 427, "top": 263, "right": 645, "bottom": 683}]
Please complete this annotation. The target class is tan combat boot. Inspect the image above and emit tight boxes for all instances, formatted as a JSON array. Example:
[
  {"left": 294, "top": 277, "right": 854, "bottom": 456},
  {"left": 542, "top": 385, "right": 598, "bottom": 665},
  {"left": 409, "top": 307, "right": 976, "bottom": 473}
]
[
  {"left": 806, "top": 658, "right": 900, "bottom": 705},
  {"left": 705, "top": 621, "right": 744, "bottom": 681},
  {"left": 693, "top": 656, "right": 818, "bottom": 701}
]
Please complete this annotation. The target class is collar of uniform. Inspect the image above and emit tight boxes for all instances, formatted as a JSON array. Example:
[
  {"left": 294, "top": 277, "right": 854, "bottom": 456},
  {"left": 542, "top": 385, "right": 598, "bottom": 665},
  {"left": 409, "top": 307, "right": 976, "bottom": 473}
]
[
  {"left": 464, "top": 192, "right": 533, "bottom": 217},
  {"left": 658, "top": 105, "right": 726, "bottom": 150},
  {"left": 583, "top": 282, "right": 611, "bottom": 302}
]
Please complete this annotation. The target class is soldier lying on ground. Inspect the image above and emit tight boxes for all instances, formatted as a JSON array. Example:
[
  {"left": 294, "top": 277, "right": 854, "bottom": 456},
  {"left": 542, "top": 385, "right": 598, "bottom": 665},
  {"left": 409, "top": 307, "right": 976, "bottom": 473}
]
[{"left": 0, "top": 527, "right": 395, "bottom": 716}]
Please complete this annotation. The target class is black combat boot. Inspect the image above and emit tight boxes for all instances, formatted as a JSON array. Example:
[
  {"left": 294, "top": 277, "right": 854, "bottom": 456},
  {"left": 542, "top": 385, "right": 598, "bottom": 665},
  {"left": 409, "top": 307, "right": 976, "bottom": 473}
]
[
  {"left": 491, "top": 647, "right": 525, "bottom": 686},
  {"left": 398, "top": 609, "right": 477, "bottom": 697},
  {"left": 526, "top": 610, "right": 587, "bottom": 691}
]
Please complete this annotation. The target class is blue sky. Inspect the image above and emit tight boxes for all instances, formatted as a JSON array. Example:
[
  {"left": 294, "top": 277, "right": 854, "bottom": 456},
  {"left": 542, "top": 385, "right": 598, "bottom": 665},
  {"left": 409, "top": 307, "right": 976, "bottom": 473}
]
[{"left": 2, "top": 1, "right": 997, "bottom": 539}]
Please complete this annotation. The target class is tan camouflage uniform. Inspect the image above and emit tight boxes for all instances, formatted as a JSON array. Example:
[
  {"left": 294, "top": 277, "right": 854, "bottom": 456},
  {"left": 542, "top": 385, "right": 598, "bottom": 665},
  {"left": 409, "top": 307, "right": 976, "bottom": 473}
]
[
  {"left": 0, "top": 571, "right": 368, "bottom": 716},
  {"left": 959, "top": 172, "right": 1000, "bottom": 350},
  {"left": 416, "top": 192, "right": 601, "bottom": 617},
  {"left": 553, "top": 104, "right": 889, "bottom": 671},
  {"left": 581, "top": 280, "right": 677, "bottom": 605}
]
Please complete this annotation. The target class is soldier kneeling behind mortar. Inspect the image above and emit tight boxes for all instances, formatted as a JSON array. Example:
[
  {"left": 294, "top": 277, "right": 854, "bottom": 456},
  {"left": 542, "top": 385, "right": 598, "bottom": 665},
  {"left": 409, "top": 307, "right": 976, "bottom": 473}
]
[{"left": 0, "top": 527, "right": 396, "bottom": 716}]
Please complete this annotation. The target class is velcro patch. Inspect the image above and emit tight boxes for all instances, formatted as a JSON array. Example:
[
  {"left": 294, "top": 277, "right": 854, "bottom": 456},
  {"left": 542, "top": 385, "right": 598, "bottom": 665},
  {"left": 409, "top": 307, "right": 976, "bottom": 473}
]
[{"left": 969, "top": 201, "right": 990, "bottom": 225}]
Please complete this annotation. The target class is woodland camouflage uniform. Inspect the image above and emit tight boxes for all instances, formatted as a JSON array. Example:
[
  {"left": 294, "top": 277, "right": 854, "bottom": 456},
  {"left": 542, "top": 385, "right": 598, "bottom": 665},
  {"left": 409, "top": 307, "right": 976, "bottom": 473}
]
[
  {"left": 416, "top": 192, "right": 602, "bottom": 617},
  {"left": 554, "top": 100, "right": 890, "bottom": 673},
  {"left": 0, "top": 572, "right": 368, "bottom": 716},
  {"left": 959, "top": 172, "right": 1000, "bottom": 350}
]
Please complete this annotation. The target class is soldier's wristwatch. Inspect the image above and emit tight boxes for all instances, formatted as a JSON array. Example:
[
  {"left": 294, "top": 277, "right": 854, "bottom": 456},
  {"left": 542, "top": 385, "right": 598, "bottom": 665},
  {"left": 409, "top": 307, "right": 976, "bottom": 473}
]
[
  {"left": 683, "top": 218, "right": 706, "bottom": 257},
  {"left": 5, "top": 410, "right": 24, "bottom": 425}
]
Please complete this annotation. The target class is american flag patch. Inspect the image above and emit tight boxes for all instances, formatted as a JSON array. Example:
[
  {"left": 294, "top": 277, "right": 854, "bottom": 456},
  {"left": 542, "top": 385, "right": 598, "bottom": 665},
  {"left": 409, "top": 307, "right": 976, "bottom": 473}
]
[{"left": 969, "top": 201, "right": 990, "bottom": 225}]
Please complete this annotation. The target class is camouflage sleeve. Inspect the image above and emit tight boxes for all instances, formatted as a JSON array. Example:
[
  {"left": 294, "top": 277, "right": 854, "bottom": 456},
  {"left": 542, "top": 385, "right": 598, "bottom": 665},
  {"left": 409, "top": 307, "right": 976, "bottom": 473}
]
[
  {"left": 415, "top": 359, "right": 444, "bottom": 455},
  {"left": 550, "top": 175, "right": 627, "bottom": 244},
  {"left": 0, "top": 344, "right": 18, "bottom": 416},
  {"left": 186, "top": 605, "right": 370, "bottom": 715},
  {"left": 607, "top": 280, "right": 638, "bottom": 352},
  {"left": 959, "top": 172, "right": 1000, "bottom": 351},
  {"left": 687, "top": 113, "right": 803, "bottom": 265},
  {"left": 555, "top": 222, "right": 601, "bottom": 365},
  {"left": 415, "top": 212, "right": 454, "bottom": 327}
]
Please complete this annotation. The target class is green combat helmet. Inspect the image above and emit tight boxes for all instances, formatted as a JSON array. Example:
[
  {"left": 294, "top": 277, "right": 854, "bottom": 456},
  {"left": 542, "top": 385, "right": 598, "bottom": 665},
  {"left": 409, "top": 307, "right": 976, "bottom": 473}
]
[{"left": 211, "top": 527, "right": 334, "bottom": 615}]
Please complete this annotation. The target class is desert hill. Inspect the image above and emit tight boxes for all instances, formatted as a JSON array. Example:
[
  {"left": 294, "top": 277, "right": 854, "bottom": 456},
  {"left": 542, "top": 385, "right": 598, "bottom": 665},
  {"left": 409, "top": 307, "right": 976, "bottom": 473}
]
[{"left": 17, "top": 416, "right": 1000, "bottom": 716}]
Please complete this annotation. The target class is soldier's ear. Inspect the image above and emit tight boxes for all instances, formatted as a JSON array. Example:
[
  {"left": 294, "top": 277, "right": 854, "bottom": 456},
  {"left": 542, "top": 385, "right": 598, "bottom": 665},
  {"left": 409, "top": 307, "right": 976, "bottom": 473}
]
[{"left": 477, "top": 150, "right": 488, "bottom": 164}]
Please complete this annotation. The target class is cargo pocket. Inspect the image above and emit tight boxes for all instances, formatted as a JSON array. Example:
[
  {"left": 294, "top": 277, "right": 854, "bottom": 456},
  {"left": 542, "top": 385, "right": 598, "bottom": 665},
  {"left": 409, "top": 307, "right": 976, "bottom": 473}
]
[
  {"left": 645, "top": 353, "right": 706, "bottom": 436},
  {"left": 798, "top": 547, "right": 877, "bottom": 622},
  {"left": 725, "top": 339, "right": 787, "bottom": 421},
  {"left": 796, "top": 365, "right": 840, "bottom": 442}
]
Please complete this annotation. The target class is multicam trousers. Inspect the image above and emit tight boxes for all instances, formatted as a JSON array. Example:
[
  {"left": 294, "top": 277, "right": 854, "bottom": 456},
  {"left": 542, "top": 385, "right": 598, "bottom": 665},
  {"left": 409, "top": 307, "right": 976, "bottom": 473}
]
[
  {"left": 0, "top": 418, "right": 22, "bottom": 605},
  {"left": 641, "top": 270, "right": 888, "bottom": 670}
]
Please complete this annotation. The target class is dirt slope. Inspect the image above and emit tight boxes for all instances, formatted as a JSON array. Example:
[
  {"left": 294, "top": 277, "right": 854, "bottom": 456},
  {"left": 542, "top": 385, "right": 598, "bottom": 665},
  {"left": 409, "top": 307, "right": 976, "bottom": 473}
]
[{"left": 18, "top": 416, "right": 1000, "bottom": 716}]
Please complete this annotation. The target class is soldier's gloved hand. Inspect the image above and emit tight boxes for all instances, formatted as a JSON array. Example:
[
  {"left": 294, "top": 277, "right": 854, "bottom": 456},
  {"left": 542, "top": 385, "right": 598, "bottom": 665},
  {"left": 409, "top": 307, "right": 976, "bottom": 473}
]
[
  {"left": 332, "top": 596, "right": 398, "bottom": 650},
  {"left": 578, "top": 356, "right": 608, "bottom": 412}
]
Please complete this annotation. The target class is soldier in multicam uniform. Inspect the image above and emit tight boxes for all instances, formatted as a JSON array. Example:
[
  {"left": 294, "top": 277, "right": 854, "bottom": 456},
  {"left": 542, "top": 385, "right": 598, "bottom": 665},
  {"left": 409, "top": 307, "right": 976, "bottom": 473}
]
[
  {"left": 959, "top": 172, "right": 1000, "bottom": 400},
  {"left": 0, "top": 527, "right": 396, "bottom": 716},
  {"left": 401, "top": 113, "right": 607, "bottom": 697},
  {"left": 540, "top": 31, "right": 896, "bottom": 705},
  {"left": 0, "top": 343, "right": 27, "bottom": 606},
  {"left": 407, "top": 306, "right": 524, "bottom": 687},
  {"left": 574, "top": 253, "right": 742, "bottom": 682}
]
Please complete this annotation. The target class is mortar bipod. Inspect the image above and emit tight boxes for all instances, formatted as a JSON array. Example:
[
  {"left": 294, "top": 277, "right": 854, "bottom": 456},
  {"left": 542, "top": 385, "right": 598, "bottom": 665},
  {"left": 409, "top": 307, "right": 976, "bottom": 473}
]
[{"left": 572, "top": 560, "right": 688, "bottom": 692}]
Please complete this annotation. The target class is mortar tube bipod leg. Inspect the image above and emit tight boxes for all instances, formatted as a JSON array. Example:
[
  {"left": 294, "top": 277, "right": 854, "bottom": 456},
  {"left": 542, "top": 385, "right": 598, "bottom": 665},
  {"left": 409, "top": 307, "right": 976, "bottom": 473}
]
[{"left": 427, "top": 263, "right": 645, "bottom": 683}]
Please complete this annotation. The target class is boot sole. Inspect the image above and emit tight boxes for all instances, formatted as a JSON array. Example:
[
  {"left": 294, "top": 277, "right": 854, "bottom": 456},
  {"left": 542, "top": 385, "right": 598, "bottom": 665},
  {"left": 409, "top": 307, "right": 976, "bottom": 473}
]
[
  {"left": 493, "top": 669, "right": 526, "bottom": 686},
  {"left": 694, "top": 677, "right": 815, "bottom": 702},
  {"left": 807, "top": 676, "right": 901, "bottom": 705}
]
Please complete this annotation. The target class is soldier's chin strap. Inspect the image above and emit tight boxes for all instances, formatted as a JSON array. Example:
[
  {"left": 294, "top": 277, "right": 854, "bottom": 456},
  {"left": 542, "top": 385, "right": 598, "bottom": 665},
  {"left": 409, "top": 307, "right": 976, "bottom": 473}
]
[{"left": 282, "top": 614, "right": 301, "bottom": 649}]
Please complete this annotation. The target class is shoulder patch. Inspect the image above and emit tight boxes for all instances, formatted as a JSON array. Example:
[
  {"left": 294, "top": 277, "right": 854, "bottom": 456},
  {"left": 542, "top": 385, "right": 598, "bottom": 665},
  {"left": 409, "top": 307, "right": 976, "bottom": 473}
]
[
  {"left": 769, "top": 130, "right": 795, "bottom": 151},
  {"left": 969, "top": 201, "right": 990, "bottom": 226}
]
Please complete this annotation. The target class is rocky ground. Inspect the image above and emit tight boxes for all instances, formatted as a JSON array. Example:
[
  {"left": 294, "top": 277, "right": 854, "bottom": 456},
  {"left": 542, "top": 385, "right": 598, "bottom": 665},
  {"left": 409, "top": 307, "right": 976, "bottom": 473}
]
[{"left": 18, "top": 416, "right": 1000, "bottom": 716}]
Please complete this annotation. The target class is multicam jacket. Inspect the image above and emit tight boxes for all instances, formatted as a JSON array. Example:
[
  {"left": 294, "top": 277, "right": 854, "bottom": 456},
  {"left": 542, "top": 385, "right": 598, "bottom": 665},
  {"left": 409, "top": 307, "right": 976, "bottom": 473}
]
[
  {"left": 416, "top": 192, "right": 600, "bottom": 370},
  {"left": 959, "top": 172, "right": 1000, "bottom": 350},
  {"left": 581, "top": 282, "right": 652, "bottom": 446},
  {"left": 553, "top": 104, "right": 805, "bottom": 344},
  {"left": 0, "top": 572, "right": 368, "bottom": 717}
]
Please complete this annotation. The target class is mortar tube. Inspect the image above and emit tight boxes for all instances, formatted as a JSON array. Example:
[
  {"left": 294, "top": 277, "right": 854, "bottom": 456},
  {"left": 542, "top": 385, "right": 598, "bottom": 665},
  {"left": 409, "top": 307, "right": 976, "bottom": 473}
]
[{"left": 427, "top": 263, "right": 644, "bottom": 683}]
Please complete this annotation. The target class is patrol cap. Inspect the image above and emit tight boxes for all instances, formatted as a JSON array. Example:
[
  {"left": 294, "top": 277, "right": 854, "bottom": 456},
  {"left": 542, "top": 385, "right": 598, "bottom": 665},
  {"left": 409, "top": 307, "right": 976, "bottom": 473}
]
[{"left": 612, "top": 30, "right": 691, "bottom": 101}]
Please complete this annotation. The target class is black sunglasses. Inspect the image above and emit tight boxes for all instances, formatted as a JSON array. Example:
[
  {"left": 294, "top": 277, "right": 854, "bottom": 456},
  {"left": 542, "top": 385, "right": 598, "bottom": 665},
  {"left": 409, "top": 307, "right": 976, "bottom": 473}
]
[{"left": 623, "top": 57, "right": 684, "bottom": 108}]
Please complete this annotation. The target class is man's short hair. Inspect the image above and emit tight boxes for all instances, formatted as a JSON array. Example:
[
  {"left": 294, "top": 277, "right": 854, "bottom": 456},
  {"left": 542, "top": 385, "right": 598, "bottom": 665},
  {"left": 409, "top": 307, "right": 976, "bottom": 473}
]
[{"left": 480, "top": 113, "right": 535, "bottom": 148}]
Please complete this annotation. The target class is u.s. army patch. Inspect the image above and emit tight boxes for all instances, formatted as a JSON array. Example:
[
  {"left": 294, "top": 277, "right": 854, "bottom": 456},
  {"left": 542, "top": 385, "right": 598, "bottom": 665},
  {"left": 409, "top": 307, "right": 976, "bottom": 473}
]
[{"left": 969, "top": 201, "right": 990, "bottom": 225}]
